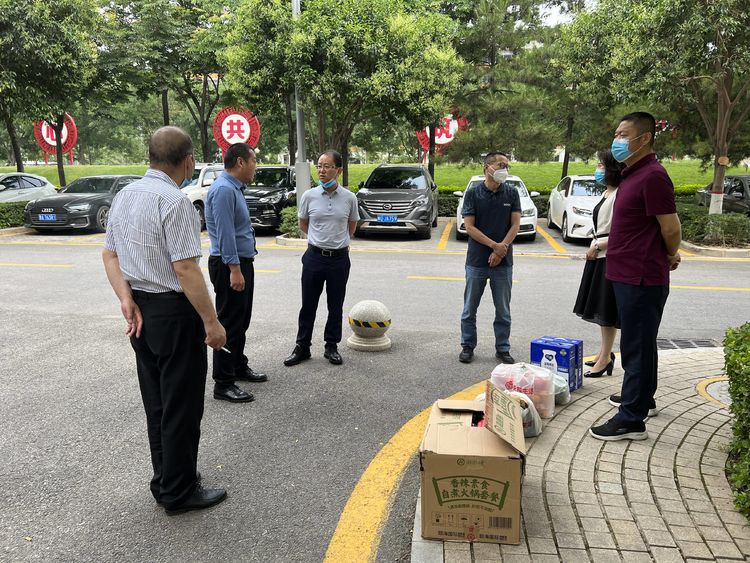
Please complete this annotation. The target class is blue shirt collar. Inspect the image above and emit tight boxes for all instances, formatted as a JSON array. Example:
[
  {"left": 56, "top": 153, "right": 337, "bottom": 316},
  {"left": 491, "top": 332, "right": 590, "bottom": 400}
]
[{"left": 220, "top": 170, "right": 245, "bottom": 191}]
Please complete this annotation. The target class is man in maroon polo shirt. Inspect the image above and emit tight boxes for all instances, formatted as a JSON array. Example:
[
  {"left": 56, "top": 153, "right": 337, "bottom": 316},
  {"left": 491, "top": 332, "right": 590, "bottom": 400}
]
[{"left": 589, "top": 111, "right": 682, "bottom": 441}]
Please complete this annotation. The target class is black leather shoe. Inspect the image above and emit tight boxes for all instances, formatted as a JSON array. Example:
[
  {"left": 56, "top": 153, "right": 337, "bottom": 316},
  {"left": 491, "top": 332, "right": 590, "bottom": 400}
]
[
  {"left": 284, "top": 345, "right": 311, "bottom": 366},
  {"left": 234, "top": 366, "right": 268, "bottom": 382},
  {"left": 165, "top": 484, "right": 227, "bottom": 515},
  {"left": 155, "top": 472, "right": 202, "bottom": 505},
  {"left": 496, "top": 351, "right": 515, "bottom": 364},
  {"left": 324, "top": 345, "right": 343, "bottom": 365},
  {"left": 213, "top": 384, "right": 254, "bottom": 403},
  {"left": 459, "top": 347, "right": 474, "bottom": 363}
]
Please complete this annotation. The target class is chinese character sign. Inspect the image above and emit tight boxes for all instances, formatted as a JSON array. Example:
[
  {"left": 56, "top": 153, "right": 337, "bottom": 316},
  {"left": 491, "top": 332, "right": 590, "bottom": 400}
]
[
  {"left": 416, "top": 114, "right": 469, "bottom": 154},
  {"left": 33, "top": 113, "right": 78, "bottom": 165},
  {"left": 213, "top": 107, "right": 261, "bottom": 157}
]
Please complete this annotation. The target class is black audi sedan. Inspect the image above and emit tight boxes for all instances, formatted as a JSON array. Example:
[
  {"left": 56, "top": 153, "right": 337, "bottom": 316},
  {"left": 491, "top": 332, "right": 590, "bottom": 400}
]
[
  {"left": 244, "top": 166, "right": 296, "bottom": 229},
  {"left": 24, "top": 175, "right": 142, "bottom": 232}
]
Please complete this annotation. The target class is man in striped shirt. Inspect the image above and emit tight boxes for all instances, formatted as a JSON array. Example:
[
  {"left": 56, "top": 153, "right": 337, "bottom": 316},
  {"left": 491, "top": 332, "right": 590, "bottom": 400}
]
[{"left": 103, "top": 126, "right": 228, "bottom": 515}]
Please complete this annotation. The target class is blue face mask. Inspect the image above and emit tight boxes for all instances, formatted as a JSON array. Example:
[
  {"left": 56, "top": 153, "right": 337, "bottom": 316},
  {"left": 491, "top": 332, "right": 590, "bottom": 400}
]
[
  {"left": 320, "top": 178, "right": 337, "bottom": 189},
  {"left": 594, "top": 170, "right": 605, "bottom": 183},
  {"left": 611, "top": 133, "right": 644, "bottom": 163}
]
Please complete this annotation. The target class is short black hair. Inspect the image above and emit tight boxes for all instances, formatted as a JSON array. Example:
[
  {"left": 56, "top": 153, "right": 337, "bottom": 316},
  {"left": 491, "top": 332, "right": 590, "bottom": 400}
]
[
  {"left": 224, "top": 143, "right": 254, "bottom": 169},
  {"left": 597, "top": 149, "right": 625, "bottom": 187},
  {"left": 148, "top": 126, "right": 193, "bottom": 168},
  {"left": 620, "top": 112, "right": 656, "bottom": 146},
  {"left": 483, "top": 152, "right": 508, "bottom": 166},
  {"left": 320, "top": 150, "right": 343, "bottom": 168}
]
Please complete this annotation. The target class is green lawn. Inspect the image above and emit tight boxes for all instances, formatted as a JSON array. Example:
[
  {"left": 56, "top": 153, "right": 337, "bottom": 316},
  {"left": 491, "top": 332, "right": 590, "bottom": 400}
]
[{"left": 3, "top": 159, "right": 744, "bottom": 191}]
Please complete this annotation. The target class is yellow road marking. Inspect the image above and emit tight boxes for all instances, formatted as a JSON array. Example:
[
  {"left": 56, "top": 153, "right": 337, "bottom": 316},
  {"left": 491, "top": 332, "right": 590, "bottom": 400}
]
[
  {"left": 695, "top": 376, "right": 730, "bottom": 409},
  {"left": 535, "top": 225, "right": 566, "bottom": 254},
  {"left": 407, "top": 276, "right": 519, "bottom": 283},
  {"left": 76, "top": 233, "right": 106, "bottom": 241},
  {"left": 671, "top": 284, "right": 750, "bottom": 292},
  {"left": 436, "top": 218, "right": 455, "bottom": 251},
  {"left": 324, "top": 381, "right": 486, "bottom": 563},
  {"left": 0, "top": 262, "right": 73, "bottom": 268},
  {"left": 680, "top": 248, "right": 695, "bottom": 257},
  {"left": 0, "top": 240, "right": 102, "bottom": 247}
]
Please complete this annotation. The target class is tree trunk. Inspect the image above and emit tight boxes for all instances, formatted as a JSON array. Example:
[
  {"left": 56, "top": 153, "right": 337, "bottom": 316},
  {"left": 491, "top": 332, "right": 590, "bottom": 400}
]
[
  {"left": 285, "top": 94, "right": 296, "bottom": 165},
  {"left": 53, "top": 114, "right": 66, "bottom": 187},
  {"left": 317, "top": 111, "right": 326, "bottom": 154},
  {"left": 428, "top": 124, "right": 436, "bottom": 180},
  {"left": 2, "top": 107, "right": 24, "bottom": 172},
  {"left": 162, "top": 89, "right": 170, "bottom": 126},
  {"left": 341, "top": 138, "right": 349, "bottom": 188},
  {"left": 561, "top": 112, "right": 575, "bottom": 179},
  {"left": 200, "top": 117, "right": 210, "bottom": 162}
]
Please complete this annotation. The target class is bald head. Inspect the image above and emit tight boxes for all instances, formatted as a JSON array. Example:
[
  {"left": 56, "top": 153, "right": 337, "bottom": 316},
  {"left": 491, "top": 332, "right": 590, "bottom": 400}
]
[{"left": 149, "top": 126, "right": 194, "bottom": 168}]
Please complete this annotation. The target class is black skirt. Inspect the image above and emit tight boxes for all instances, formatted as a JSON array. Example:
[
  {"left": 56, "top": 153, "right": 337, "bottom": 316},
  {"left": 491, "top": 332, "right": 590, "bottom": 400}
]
[{"left": 573, "top": 257, "right": 620, "bottom": 328}]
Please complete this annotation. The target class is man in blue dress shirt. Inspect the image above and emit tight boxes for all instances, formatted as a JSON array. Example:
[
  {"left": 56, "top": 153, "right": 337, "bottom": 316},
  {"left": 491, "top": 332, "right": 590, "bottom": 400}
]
[{"left": 206, "top": 143, "right": 268, "bottom": 403}]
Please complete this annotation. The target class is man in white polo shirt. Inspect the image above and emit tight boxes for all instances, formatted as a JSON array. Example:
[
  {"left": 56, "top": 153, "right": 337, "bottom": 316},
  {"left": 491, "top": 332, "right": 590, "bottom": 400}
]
[{"left": 284, "top": 150, "right": 359, "bottom": 366}]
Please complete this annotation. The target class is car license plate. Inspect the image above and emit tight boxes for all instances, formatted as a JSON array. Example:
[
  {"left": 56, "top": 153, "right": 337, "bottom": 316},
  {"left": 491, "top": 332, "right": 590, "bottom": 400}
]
[
  {"left": 377, "top": 214, "right": 398, "bottom": 223},
  {"left": 39, "top": 214, "right": 57, "bottom": 221}
]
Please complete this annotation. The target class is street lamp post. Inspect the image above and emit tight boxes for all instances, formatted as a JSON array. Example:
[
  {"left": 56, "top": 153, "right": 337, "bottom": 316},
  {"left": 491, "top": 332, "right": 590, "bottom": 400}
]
[{"left": 292, "top": 0, "right": 311, "bottom": 200}]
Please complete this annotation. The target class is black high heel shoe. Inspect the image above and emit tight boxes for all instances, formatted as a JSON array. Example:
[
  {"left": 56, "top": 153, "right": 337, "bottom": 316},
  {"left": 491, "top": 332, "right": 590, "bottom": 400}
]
[
  {"left": 584, "top": 359, "right": 614, "bottom": 378},
  {"left": 585, "top": 351, "right": 615, "bottom": 367}
]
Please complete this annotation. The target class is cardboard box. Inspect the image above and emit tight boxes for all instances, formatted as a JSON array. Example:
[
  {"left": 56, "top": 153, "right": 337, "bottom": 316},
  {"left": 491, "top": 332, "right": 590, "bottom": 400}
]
[
  {"left": 530, "top": 337, "right": 582, "bottom": 392},
  {"left": 419, "top": 389, "right": 526, "bottom": 544}
]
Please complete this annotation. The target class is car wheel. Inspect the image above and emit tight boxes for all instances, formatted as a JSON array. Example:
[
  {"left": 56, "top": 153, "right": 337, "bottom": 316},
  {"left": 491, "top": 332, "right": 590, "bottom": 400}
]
[
  {"left": 527, "top": 232, "right": 537, "bottom": 242},
  {"left": 193, "top": 202, "right": 206, "bottom": 230},
  {"left": 95, "top": 205, "right": 110, "bottom": 233},
  {"left": 432, "top": 213, "right": 438, "bottom": 227},
  {"left": 456, "top": 230, "right": 467, "bottom": 241},
  {"left": 547, "top": 212, "right": 555, "bottom": 229},
  {"left": 418, "top": 228, "right": 432, "bottom": 240},
  {"left": 561, "top": 214, "right": 572, "bottom": 243}
]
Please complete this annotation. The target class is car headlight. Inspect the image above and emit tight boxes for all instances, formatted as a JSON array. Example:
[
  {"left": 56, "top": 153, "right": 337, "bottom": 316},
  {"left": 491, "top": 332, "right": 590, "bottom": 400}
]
[
  {"left": 413, "top": 196, "right": 429, "bottom": 206},
  {"left": 571, "top": 206, "right": 592, "bottom": 217},
  {"left": 259, "top": 193, "right": 283, "bottom": 204},
  {"left": 25, "top": 200, "right": 36, "bottom": 211},
  {"left": 65, "top": 203, "right": 92, "bottom": 212},
  {"left": 521, "top": 208, "right": 536, "bottom": 217}
]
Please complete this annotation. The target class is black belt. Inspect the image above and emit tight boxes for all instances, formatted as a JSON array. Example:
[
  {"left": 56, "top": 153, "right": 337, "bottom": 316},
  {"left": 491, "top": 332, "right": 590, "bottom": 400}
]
[
  {"left": 595, "top": 232, "right": 609, "bottom": 238},
  {"left": 209, "top": 255, "right": 254, "bottom": 263},
  {"left": 308, "top": 244, "right": 349, "bottom": 257},
  {"left": 132, "top": 290, "right": 187, "bottom": 301}
]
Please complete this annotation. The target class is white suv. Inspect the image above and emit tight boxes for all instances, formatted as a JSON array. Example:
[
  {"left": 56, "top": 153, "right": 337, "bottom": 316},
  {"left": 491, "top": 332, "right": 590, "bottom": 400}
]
[{"left": 181, "top": 164, "right": 223, "bottom": 229}]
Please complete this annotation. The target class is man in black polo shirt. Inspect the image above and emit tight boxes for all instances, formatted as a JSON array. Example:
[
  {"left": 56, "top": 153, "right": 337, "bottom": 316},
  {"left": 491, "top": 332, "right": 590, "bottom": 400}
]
[{"left": 459, "top": 151, "right": 521, "bottom": 364}]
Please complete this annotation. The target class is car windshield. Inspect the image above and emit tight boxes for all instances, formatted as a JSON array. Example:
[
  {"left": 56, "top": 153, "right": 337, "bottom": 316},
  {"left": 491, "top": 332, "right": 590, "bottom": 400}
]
[
  {"left": 251, "top": 169, "right": 288, "bottom": 188},
  {"left": 571, "top": 180, "right": 605, "bottom": 197},
  {"left": 367, "top": 169, "right": 426, "bottom": 190},
  {"left": 467, "top": 179, "right": 528, "bottom": 196},
  {"left": 64, "top": 178, "right": 113, "bottom": 194}
]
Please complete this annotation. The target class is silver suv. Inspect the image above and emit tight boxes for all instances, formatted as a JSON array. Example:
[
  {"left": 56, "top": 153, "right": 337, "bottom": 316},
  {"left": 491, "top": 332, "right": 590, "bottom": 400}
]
[{"left": 355, "top": 164, "right": 438, "bottom": 239}]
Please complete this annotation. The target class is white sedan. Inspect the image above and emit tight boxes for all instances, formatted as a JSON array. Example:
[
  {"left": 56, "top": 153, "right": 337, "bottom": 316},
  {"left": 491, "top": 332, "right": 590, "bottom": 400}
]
[
  {"left": 547, "top": 174, "right": 605, "bottom": 242},
  {"left": 181, "top": 164, "right": 223, "bottom": 229},
  {"left": 454, "top": 175, "right": 540, "bottom": 241},
  {"left": 0, "top": 173, "right": 57, "bottom": 203}
]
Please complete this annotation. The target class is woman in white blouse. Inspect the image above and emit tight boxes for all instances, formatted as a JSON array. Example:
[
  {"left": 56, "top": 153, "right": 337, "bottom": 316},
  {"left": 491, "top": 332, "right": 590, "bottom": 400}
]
[{"left": 573, "top": 149, "right": 624, "bottom": 377}]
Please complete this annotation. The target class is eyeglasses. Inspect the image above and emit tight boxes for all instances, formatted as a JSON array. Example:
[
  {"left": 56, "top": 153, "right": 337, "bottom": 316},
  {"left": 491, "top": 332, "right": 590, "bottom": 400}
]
[
  {"left": 490, "top": 163, "right": 510, "bottom": 170},
  {"left": 316, "top": 164, "right": 338, "bottom": 170}
]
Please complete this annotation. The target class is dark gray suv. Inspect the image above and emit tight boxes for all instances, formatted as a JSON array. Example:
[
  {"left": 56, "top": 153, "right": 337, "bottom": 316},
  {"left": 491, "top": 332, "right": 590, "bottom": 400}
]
[{"left": 355, "top": 164, "right": 438, "bottom": 239}]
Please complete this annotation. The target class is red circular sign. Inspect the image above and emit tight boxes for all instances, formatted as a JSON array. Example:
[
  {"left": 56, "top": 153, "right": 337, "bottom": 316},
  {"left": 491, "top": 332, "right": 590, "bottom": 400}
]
[
  {"left": 34, "top": 113, "right": 78, "bottom": 154},
  {"left": 416, "top": 113, "right": 469, "bottom": 153},
  {"left": 213, "top": 107, "right": 261, "bottom": 153}
]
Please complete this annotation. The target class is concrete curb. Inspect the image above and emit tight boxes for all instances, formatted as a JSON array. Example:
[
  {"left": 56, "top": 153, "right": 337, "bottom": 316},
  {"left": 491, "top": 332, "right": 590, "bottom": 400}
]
[
  {"left": 681, "top": 240, "right": 750, "bottom": 258},
  {"left": 0, "top": 226, "right": 33, "bottom": 235},
  {"left": 274, "top": 234, "right": 307, "bottom": 247}
]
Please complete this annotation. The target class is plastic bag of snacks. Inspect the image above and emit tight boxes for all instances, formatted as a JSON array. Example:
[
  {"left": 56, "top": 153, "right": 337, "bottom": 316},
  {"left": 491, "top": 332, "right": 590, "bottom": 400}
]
[
  {"left": 506, "top": 391, "right": 543, "bottom": 437},
  {"left": 491, "top": 362, "right": 555, "bottom": 418},
  {"left": 554, "top": 374, "right": 571, "bottom": 405}
]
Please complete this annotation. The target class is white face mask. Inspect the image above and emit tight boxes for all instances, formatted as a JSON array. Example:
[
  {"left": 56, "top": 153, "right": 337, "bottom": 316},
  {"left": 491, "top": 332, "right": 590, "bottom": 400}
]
[{"left": 492, "top": 168, "right": 508, "bottom": 184}]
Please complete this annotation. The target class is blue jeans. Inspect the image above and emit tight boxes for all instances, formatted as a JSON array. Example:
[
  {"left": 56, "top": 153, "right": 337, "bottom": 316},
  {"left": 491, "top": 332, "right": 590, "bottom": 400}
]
[{"left": 461, "top": 264, "right": 513, "bottom": 352}]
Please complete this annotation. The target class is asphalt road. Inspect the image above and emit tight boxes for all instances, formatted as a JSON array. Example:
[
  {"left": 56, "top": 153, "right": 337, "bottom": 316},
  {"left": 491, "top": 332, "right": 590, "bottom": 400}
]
[{"left": 0, "top": 220, "right": 748, "bottom": 562}]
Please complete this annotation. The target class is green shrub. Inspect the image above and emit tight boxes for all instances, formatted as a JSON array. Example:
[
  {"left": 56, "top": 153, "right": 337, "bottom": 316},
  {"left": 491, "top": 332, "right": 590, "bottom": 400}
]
[
  {"left": 0, "top": 202, "right": 26, "bottom": 228},
  {"left": 726, "top": 323, "right": 750, "bottom": 517},
  {"left": 703, "top": 214, "right": 750, "bottom": 246},
  {"left": 438, "top": 193, "right": 459, "bottom": 216},
  {"left": 279, "top": 206, "right": 303, "bottom": 239}
]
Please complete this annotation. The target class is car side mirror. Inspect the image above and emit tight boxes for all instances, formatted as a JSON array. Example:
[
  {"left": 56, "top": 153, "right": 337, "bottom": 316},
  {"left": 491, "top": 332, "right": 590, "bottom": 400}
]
[
  {"left": 530, "top": 191, "right": 540, "bottom": 198},
  {"left": 358, "top": 182, "right": 364, "bottom": 189},
  {"left": 453, "top": 191, "right": 463, "bottom": 198},
  {"left": 431, "top": 183, "right": 437, "bottom": 190}
]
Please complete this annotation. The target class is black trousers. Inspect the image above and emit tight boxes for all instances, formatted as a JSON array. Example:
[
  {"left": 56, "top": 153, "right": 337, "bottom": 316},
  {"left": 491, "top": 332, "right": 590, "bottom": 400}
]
[
  {"left": 296, "top": 249, "right": 351, "bottom": 348},
  {"left": 208, "top": 256, "right": 254, "bottom": 387},
  {"left": 130, "top": 290, "right": 207, "bottom": 509},
  {"left": 612, "top": 282, "right": 670, "bottom": 424}
]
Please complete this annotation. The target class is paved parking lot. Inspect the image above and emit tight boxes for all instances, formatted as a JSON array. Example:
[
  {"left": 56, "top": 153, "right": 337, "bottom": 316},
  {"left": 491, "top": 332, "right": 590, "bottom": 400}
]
[{"left": 1, "top": 220, "right": 748, "bottom": 562}]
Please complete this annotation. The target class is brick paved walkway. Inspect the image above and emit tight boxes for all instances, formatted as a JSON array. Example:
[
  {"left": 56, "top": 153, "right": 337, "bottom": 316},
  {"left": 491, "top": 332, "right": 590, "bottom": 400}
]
[{"left": 411, "top": 347, "right": 750, "bottom": 562}]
